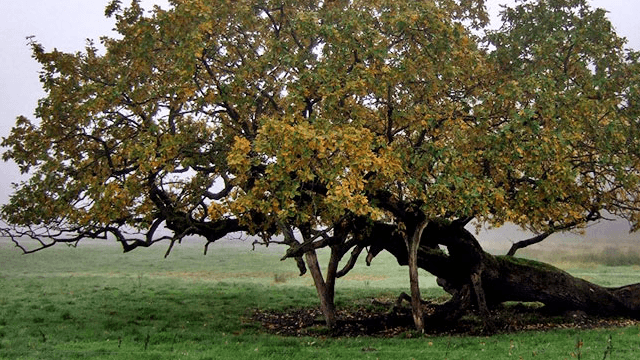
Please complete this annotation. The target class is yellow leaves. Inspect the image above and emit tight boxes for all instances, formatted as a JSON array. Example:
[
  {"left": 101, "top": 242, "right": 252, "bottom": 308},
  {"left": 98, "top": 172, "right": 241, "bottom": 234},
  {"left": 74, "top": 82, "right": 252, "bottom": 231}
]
[
  {"left": 208, "top": 202, "right": 228, "bottom": 219},
  {"left": 3, "top": 0, "right": 638, "bottom": 254},
  {"left": 227, "top": 136, "right": 252, "bottom": 174},
  {"left": 494, "top": 190, "right": 506, "bottom": 207},
  {"left": 88, "top": 180, "right": 140, "bottom": 225},
  {"left": 326, "top": 181, "right": 376, "bottom": 218},
  {"left": 179, "top": 86, "right": 197, "bottom": 99},
  {"left": 240, "top": 114, "right": 401, "bottom": 223}
]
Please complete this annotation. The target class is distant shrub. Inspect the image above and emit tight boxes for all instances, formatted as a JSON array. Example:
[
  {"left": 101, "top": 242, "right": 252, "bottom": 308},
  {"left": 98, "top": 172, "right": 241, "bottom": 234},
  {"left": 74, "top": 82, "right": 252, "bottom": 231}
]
[
  {"left": 577, "top": 247, "right": 640, "bottom": 266},
  {"left": 273, "top": 273, "right": 289, "bottom": 284}
]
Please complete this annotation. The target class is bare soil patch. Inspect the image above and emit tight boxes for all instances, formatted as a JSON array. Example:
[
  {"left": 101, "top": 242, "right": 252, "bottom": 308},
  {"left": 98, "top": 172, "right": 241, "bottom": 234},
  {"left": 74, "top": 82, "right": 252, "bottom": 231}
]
[{"left": 253, "top": 298, "right": 640, "bottom": 337}]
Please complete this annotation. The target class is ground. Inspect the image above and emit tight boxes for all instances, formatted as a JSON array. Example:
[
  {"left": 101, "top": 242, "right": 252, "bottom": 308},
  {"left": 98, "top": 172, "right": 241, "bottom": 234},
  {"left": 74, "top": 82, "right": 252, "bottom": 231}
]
[{"left": 253, "top": 296, "right": 640, "bottom": 337}]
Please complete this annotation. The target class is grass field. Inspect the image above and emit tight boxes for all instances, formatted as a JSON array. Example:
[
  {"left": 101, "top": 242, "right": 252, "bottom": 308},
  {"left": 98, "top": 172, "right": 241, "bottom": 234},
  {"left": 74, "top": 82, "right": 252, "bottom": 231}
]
[{"left": 1, "top": 236, "right": 640, "bottom": 359}]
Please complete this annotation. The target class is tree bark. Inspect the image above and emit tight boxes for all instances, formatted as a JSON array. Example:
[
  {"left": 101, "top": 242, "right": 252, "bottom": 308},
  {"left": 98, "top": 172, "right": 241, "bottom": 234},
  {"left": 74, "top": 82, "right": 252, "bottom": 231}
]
[
  {"left": 405, "top": 219, "right": 429, "bottom": 332},
  {"left": 305, "top": 249, "right": 338, "bottom": 329},
  {"left": 366, "top": 221, "right": 640, "bottom": 323},
  {"left": 481, "top": 255, "right": 640, "bottom": 317}
]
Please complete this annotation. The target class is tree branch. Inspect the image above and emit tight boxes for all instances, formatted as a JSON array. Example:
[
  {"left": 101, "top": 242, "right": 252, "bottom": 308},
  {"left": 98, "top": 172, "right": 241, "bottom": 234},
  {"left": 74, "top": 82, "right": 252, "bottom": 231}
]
[
  {"left": 277, "top": 223, "right": 307, "bottom": 275},
  {"left": 336, "top": 244, "right": 364, "bottom": 278},
  {"left": 506, "top": 211, "right": 602, "bottom": 256},
  {"left": 506, "top": 232, "right": 552, "bottom": 257}
]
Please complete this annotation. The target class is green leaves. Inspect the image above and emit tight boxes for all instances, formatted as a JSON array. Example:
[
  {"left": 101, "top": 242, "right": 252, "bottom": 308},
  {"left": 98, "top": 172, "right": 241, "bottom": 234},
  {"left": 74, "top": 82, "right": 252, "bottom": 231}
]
[
  {"left": 3, "top": 0, "right": 640, "bottom": 251},
  {"left": 104, "top": 0, "right": 122, "bottom": 17},
  {"left": 481, "top": 0, "right": 640, "bottom": 232}
]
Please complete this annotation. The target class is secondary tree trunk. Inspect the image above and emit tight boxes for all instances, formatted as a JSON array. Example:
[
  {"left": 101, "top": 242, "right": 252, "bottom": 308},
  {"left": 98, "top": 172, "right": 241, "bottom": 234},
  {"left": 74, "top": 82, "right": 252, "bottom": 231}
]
[
  {"left": 405, "top": 219, "right": 429, "bottom": 332},
  {"left": 366, "top": 221, "right": 640, "bottom": 323}
]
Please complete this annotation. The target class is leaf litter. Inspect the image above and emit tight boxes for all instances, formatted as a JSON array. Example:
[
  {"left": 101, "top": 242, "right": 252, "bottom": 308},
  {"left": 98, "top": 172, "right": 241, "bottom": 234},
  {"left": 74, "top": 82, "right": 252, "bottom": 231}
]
[{"left": 252, "top": 298, "right": 639, "bottom": 337}]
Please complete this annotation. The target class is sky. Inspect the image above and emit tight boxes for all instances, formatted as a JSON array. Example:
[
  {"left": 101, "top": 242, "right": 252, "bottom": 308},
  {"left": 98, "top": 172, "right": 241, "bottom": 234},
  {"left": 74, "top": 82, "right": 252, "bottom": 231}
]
[{"left": 0, "top": 0, "right": 639, "bottom": 244}]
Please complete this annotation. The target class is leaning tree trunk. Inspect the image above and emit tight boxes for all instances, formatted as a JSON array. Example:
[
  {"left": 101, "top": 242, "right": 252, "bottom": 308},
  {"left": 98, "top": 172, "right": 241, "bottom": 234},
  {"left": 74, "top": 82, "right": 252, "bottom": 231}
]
[
  {"left": 280, "top": 223, "right": 341, "bottom": 330},
  {"left": 481, "top": 255, "right": 640, "bottom": 317},
  {"left": 367, "top": 221, "right": 640, "bottom": 323}
]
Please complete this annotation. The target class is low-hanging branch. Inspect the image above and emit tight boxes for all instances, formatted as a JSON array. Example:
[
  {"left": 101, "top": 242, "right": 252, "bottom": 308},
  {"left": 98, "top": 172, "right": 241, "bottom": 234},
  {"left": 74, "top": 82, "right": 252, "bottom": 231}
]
[{"left": 506, "top": 211, "right": 603, "bottom": 256}]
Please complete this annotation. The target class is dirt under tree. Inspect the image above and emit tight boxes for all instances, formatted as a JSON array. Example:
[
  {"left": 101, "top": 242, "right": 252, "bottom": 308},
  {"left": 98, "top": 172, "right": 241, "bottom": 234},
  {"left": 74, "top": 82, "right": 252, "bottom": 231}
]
[{"left": 253, "top": 297, "right": 640, "bottom": 337}]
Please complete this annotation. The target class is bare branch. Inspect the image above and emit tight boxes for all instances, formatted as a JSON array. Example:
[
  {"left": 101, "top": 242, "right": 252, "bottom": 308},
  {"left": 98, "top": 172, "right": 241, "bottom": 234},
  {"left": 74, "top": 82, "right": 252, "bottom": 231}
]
[
  {"left": 336, "top": 244, "right": 364, "bottom": 278},
  {"left": 203, "top": 174, "right": 234, "bottom": 200},
  {"left": 506, "top": 211, "right": 602, "bottom": 256},
  {"left": 506, "top": 232, "right": 552, "bottom": 257}
]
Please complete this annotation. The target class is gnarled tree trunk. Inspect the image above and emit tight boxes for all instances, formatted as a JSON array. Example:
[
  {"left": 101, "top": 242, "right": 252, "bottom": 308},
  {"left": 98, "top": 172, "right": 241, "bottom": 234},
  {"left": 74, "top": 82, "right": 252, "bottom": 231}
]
[
  {"left": 481, "top": 255, "right": 640, "bottom": 317},
  {"left": 366, "top": 221, "right": 640, "bottom": 325}
]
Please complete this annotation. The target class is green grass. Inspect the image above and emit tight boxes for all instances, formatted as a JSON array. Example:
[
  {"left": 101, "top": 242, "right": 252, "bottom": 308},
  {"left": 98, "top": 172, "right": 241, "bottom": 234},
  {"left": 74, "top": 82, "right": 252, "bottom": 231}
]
[{"left": 1, "top": 238, "right": 640, "bottom": 359}]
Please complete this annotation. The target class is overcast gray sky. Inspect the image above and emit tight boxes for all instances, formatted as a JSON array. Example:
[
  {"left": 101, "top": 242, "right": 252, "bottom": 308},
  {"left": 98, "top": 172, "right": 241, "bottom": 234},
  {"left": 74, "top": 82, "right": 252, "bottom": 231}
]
[{"left": 0, "top": 1, "right": 639, "bottom": 243}]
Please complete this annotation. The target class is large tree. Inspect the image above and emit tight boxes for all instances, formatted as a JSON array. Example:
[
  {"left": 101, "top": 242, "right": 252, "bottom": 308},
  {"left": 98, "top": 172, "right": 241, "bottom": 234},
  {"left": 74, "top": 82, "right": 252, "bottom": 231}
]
[{"left": 3, "top": 0, "right": 640, "bottom": 331}]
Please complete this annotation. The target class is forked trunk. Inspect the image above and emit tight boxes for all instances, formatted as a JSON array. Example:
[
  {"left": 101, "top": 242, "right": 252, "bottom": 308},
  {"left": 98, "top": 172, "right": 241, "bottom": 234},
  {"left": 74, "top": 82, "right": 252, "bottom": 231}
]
[{"left": 304, "top": 249, "right": 338, "bottom": 329}]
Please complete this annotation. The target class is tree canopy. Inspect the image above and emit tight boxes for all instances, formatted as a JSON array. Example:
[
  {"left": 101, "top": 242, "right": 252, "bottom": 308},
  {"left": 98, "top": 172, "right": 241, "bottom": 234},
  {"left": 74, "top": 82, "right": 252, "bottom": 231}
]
[{"left": 3, "top": 0, "right": 640, "bottom": 331}]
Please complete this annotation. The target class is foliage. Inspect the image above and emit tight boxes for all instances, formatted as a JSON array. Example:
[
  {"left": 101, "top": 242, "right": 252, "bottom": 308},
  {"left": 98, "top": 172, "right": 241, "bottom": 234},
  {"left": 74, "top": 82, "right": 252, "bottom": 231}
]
[{"left": 3, "top": 0, "right": 639, "bottom": 249}]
